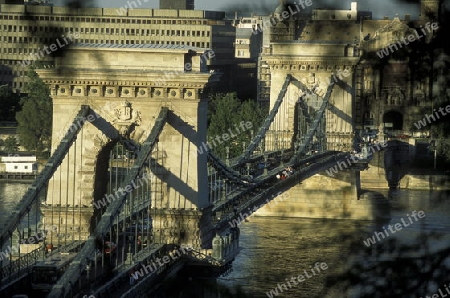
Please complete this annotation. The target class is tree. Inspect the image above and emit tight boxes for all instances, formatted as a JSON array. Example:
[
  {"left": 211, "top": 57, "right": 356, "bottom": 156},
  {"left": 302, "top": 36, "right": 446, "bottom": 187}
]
[
  {"left": 0, "top": 85, "right": 21, "bottom": 122},
  {"left": 429, "top": 101, "right": 450, "bottom": 165},
  {"left": 207, "top": 93, "right": 264, "bottom": 159},
  {"left": 3, "top": 135, "right": 18, "bottom": 154},
  {"left": 15, "top": 69, "right": 52, "bottom": 155}
]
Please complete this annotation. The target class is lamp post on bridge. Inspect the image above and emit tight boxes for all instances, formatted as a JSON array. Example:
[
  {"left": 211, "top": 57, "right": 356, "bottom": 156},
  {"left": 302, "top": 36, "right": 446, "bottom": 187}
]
[
  {"left": 226, "top": 146, "right": 230, "bottom": 166},
  {"left": 264, "top": 153, "right": 268, "bottom": 175}
]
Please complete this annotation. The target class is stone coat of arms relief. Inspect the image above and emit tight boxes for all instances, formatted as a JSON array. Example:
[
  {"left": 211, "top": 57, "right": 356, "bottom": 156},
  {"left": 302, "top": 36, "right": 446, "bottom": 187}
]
[{"left": 112, "top": 101, "right": 142, "bottom": 137}]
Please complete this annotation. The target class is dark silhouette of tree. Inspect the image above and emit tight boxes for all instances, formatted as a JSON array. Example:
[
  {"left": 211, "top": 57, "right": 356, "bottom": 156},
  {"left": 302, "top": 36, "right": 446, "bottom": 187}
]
[
  {"left": 0, "top": 85, "right": 21, "bottom": 122},
  {"left": 208, "top": 93, "right": 264, "bottom": 159},
  {"left": 3, "top": 135, "right": 18, "bottom": 154},
  {"left": 320, "top": 227, "right": 450, "bottom": 297},
  {"left": 15, "top": 69, "right": 52, "bottom": 155}
]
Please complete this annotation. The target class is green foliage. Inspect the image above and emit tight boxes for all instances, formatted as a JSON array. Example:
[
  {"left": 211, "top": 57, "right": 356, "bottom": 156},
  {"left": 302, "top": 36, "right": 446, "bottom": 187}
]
[
  {"left": 15, "top": 69, "right": 52, "bottom": 154},
  {"left": 3, "top": 135, "right": 18, "bottom": 153},
  {"left": 321, "top": 228, "right": 450, "bottom": 297},
  {"left": 429, "top": 101, "right": 450, "bottom": 164},
  {"left": 0, "top": 85, "right": 21, "bottom": 121},
  {"left": 207, "top": 93, "right": 264, "bottom": 159}
]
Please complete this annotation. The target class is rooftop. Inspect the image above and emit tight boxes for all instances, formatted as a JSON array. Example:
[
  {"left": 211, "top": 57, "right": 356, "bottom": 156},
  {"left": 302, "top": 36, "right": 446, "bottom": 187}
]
[{"left": 72, "top": 43, "right": 211, "bottom": 52}]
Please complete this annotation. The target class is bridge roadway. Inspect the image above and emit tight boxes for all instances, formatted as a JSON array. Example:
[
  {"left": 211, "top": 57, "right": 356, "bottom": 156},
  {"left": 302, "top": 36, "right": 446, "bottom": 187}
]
[
  {"left": 0, "top": 241, "right": 85, "bottom": 294},
  {"left": 10, "top": 150, "right": 351, "bottom": 297},
  {"left": 80, "top": 151, "right": 350, "bottom": 295},
  {"left": 1, "top": 73, "right": 359, "bottom": 296},
  {"left": 80, "top": 151, "right": 356, "bottom": 297},
  {"left": 80, "top": 74, "right": 333, "bottom": 296},
  {"left": 213, "top": 151, "right": 354, "bottom": 232}
]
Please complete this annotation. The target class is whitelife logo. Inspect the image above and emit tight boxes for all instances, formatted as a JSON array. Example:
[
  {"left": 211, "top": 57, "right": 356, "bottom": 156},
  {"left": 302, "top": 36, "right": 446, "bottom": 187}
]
[
  {"left": 420, "top": 282, "right": 450, "bottom": 298},
  {"left": 376, "top": 22, "right": 438, "bottom": 58},
  {"left": 265, "top": 262, "right": 328, "bottom": 297},
  {"left": 155, "top": 50, "right": 215, "bottom": 87},
  {"left": 116, "top": 0, "right": 150, "bottom": 16},
  {"left": 325, "top": 141, "right": 388, "bottom": 177},
  {"left": 414, "top": 104, "right": 450, "bottom": 129},
  {"left": 131, "top": 246, "right": 192, "bottom": 280},
  {"left": 363, "top": 211, "right": 425, "bottom": 247},
  {"left": 92, "top": 172, "right": 153, "bottom": 209},
  {"left": 197, "top": 121, "right": 253, "bottom": 155},
  {"left": 228, "top": 191, "right": 290, "bottom": 228},
  {"left": 18, "top": 32, "right": 80, "bottom": 67},
  {"left": 0, "top": 224, "right": 58, "bottom": 261},
  {"left": 252, "top": 0, "right": 313, "bottom": 35}
]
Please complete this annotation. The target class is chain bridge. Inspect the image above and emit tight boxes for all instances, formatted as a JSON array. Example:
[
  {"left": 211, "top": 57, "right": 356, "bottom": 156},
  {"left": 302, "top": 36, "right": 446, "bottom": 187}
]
[{"left": 0, "top": 44, "right": 372, "bottom": 298}]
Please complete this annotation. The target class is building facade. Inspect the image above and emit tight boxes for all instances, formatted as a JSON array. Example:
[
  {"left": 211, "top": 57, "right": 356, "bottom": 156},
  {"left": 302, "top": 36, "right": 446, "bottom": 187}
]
[
  {"left": 260, "top": 0, "right": 443, "bottom": 149},
  {"left": 160, "top": 0, "right": 194, "bottom": 10},
  {"left": 0, "top": 2, "right": 235, "bottom": 93},
  {"left": 0, "top": 155, "right": 38, "bottom": 173}
]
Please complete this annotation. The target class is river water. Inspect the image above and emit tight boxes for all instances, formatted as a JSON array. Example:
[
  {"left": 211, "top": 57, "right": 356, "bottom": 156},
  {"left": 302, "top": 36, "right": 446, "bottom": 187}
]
[
  {"left": 1, "top": 181, "right": 449, "bottom": 297},
  {"left": 152, "top": 188, "right": 450, "bottom": 298}
]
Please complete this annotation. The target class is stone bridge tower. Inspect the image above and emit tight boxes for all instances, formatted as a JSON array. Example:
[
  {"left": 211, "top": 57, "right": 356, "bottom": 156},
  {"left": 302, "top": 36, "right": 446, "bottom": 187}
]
[
  {"left": 264, "top": 42, "right": 360, "bottom": 152},
  {"left": 37, "top": 44, "right": 216, "bottom": 248}
]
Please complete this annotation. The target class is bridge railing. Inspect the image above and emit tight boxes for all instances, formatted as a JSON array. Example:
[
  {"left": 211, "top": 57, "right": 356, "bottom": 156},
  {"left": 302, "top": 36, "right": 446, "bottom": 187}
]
[
  {"left": 235, "top": 74, "right": 292, "bottom": 164},
  {"left": 0, "top": 239, "right": 85, "bottom": 293},
  {"left": 213, "top": 151, "right": 348, "bottom": 233},
  {"left": 0, "top": 246, "right": 43, "bottom": 290},
  {"left": 48, "top": 107, "right": 169, "bottom": 298},
  {"left": 290, "top": 78, "right": 336, "bottom": 163},
  {"left": 0, "top": 105, "right": 91, "bottom": 254}
]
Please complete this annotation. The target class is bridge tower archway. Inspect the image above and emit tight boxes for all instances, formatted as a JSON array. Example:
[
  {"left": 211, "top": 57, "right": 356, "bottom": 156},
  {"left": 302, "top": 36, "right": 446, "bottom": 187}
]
[
  {"left": 38, "top": 45, "right": 216, "bottom": 249},
  {"left": 383, "top": 110, "right": 403, "bottom": 131}
]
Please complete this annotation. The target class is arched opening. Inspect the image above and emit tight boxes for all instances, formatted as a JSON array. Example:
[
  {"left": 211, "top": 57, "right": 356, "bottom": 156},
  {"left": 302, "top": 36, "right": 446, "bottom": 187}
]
[
  {"left": 383, "top": 110, "right": 403, "bottom": 134},
  {"left": 89, "top": 139, "right": 153, "bottom": 262},
  {"left": 90, "top": 141, "right": 137, "bottom": 233}
]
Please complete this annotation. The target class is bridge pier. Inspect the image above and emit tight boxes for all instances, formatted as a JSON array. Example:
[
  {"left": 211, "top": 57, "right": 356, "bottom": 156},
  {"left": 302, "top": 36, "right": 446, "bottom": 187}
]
[
  {"left": 36, "top": 45, "right": 215, "bottom": 251},
  {"left": 256, "top": 170, "right": 388, "bottom": 220},
  {"left": 151, "top": 207, "right": 215, "bottom": 248},
  {"left": 40, "top": 206, "right": 92, "bottom": 247}
]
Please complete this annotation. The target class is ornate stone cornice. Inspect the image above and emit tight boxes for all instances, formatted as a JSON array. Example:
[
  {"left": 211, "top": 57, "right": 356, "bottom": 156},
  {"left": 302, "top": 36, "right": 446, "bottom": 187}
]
[
  {"left": 264, "top": 60, "right": 358, "bottom": 72},
  {"left": 36, "top": 69, "right": 212, "bottom": 100}
]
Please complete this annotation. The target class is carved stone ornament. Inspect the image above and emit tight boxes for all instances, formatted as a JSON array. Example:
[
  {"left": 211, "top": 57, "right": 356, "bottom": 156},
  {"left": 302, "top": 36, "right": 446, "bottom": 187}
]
[{"left": 112, "top": 101, "right": 142, "bottom": 136}]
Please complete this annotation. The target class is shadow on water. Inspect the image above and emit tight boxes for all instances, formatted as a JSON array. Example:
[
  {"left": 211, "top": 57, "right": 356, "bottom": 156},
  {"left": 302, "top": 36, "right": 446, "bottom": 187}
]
[
  {"left": 147, "top": 189, "right": 450, "bottom": 298},
  {"left": 152, "top": 277, "right": 252, "bottom": 298},
  {"left": 320, "top": 189, "right": 450, "bottom": 298}
]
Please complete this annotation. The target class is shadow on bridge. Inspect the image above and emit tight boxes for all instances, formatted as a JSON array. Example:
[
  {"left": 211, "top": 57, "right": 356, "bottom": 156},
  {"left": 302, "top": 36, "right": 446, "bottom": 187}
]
[{"left": 0, "top": 70, "right": 376, "bottom": 298}]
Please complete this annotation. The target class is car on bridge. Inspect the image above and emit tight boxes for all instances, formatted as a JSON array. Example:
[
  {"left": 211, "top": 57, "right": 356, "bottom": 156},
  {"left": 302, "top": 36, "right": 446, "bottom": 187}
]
[
  {"left": 31, "top": 252, "right": 78, "bottom": 292},
  {"left": 104, "top": 241, "right": 117, "bottom": 255},
  {"left": 276, "top": 167, "right": 295, "bottom": 180}
]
